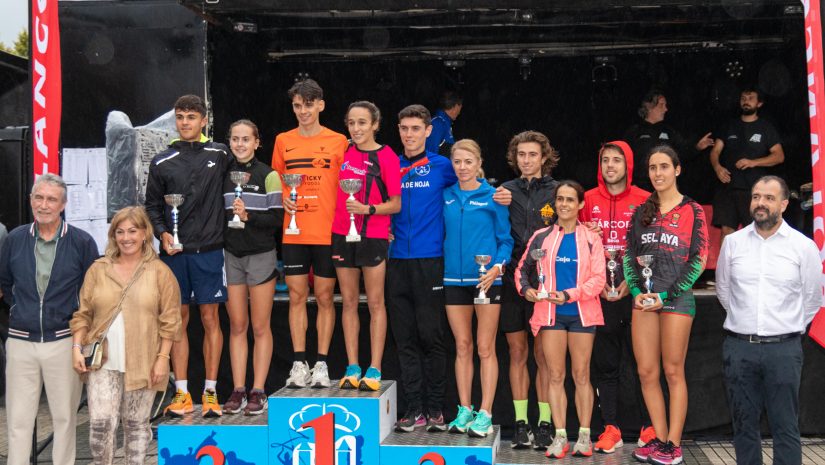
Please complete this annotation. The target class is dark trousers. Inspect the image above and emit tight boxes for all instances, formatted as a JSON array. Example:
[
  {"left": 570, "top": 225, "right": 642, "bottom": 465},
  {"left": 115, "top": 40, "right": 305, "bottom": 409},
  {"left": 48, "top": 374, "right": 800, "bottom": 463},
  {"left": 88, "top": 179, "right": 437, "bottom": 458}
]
[
  {"left": 386, "top": 257, "right": 447, "bottom": 414},
  {"left": 723, "top": 335, "right": 803, "bottom": 465}
]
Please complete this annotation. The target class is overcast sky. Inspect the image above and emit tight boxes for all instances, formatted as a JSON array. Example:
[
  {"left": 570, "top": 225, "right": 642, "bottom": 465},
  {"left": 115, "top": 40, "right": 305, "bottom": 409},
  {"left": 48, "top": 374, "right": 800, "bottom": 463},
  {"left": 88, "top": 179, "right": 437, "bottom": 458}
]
[{"left": 1, "top": 0, "right": 28, "bottom": 49}]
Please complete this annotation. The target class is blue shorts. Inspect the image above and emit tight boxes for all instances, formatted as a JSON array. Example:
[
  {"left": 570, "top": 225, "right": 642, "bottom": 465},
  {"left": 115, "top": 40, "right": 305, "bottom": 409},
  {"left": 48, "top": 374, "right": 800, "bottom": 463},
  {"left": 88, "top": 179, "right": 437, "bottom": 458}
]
[
  {"left": 161, "top": 249, "right": 227, "bottom": 304},
  {"left": 541, "top": 314, "right": 596, "bottom": 334}
]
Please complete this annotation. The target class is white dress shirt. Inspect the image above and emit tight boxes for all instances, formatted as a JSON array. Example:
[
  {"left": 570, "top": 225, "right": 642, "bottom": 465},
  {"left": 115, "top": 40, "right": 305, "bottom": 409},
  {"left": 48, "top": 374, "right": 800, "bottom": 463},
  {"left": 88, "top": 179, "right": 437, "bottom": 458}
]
[{"left": 716, "top": 220, "right": 822, "bottom": 336}]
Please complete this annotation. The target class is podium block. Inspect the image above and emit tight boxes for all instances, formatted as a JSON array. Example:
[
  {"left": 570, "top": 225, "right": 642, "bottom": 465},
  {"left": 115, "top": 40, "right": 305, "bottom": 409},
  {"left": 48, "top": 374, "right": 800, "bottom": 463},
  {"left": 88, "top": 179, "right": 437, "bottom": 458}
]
[
  {"left": 157, "top": 410, "right": 269, "bottom": 464},
  {"left": 495, "top": 446, "right": 553, "bottom": 464},
  {"left": 268, "top": 381, "right": 397, "bottom": 465},
  {"left": 379, "top": 427, "right": 500, "bottom": 465}
]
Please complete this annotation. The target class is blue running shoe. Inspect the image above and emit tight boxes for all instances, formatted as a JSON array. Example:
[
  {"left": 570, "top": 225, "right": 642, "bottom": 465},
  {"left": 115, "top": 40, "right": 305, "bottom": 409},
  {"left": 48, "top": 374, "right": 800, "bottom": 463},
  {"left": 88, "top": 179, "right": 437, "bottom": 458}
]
[
  {"left": 359, "top": 367, "right": 382, "bottom": 391},
  {"left": 448, "top": 405, "right": 475, "bottom": 434},
  {"left": 339, "top": 364, "right": 361, "bottom": 389}
]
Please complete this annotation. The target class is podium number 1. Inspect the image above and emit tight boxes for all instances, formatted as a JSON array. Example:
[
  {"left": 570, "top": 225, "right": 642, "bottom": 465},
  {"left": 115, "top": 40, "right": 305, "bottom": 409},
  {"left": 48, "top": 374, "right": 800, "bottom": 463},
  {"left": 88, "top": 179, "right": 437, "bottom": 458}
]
[{"left": 301, "top": 412, "right": 335, "bottom": 465}]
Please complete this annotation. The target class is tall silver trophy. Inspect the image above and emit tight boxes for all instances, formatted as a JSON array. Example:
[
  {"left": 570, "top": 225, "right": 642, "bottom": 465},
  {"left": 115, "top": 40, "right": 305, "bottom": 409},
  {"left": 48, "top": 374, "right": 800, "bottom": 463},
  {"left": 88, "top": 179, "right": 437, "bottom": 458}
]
[
  {"left": 228, "top": 171, "right": 251, "bottom": 229},
  {"left": 474, "top": 255, "right": 492, "bottom": 304},
  {"left": 163, "top": 194, "right": 184, "bottom": 251},
  {"left": 530, "top": 249, "right": 549, "bottom": 299},
  {"left": 339, "top": 179, "right": 364, "bottom": 242},
  {"left": 605, "top": 246, "right": 623, "bottom": 298},
  {"left": 282, "top": 173, "right": 303, "bottom": 235},
  {"left": 636, "top": 255, "right": 656, "bottom": 306}
]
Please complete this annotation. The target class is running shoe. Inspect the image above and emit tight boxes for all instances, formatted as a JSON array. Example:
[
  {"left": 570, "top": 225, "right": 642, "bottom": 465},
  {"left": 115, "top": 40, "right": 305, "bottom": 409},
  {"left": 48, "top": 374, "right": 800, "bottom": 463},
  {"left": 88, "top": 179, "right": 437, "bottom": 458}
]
[
  {"left": 202, "top": 389, "right": 222, "bottom": 418},
  {"left": 594, "top": 424, "right": 624, "bottom": 454},
  {"left": 426, "top": 410, "right": 447, "bottom": 432},
  {"left": 448, "top": 405, "right": 475, "bottom": 434},
  {"left": 637, "top": 426, "right": 657, "bottom": 447},
  {"left": 545, "top": 435, "right": 569, "bottom": 459},
  {"left": 395, "top": 408, "right": 426, "bottom": 432},
  {"left": 244, "top": 389, "right": 268, "bottom": 416},
  {"left": 533, "top": 421, "right": 553, "bottom": 450},
  {"left": 359, "top": 367, "right": 382, "bottom": 391},
  {"left": 310, "top": 361, "right": 331, "bottom": 388},
  {"left": 286, "top": 361, "right": 311, "bottom": 388},
  {"left": 572, "top": 434, "right": 593, "bottom": 457},
  {"left": 468, "top": 410, "right": 493, "bottom": 438},
  {"left": 223, "top": 387, "right": 247, "bottom": 414},
  {"left": 164, "top": 389, "right": 194, "bottom": 417},
  {"left": 648, "top": 441, "right": 683, "bottom": 465},
  {"left": 633, "top": 438, "right": 665, "bottom": 462},
  {"left": 339, "top": 364, "right": 361, "bottom": 389},
  {"left": 511, "top": 420, "right": 534, "bottom": 449}
]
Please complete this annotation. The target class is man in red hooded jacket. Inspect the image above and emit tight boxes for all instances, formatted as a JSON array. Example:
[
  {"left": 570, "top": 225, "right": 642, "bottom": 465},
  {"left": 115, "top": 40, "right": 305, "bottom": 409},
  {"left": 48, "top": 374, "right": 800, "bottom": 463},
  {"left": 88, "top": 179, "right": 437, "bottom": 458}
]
[{"left": 579, "top": 141, "right": 652, "bottom": 453}]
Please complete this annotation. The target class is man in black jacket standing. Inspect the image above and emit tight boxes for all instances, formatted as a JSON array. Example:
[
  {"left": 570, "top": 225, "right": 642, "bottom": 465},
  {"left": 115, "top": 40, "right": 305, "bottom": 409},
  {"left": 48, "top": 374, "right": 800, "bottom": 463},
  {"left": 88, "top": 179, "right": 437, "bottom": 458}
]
[{"left": 145, "top": 95, "right": 231, "bottom": 418}]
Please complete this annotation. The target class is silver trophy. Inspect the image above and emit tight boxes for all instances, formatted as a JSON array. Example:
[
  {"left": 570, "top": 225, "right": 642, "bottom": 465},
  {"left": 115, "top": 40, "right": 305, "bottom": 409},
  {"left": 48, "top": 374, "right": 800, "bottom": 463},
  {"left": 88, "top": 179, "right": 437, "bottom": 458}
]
[
  {"left": 530, "top": 249, "right": 549, "bottom": 299},
  {"left": 474, "top": 255, "right": 492, "bottom": 304},
  {"left": 339, "top": 179, "right": 364, "bottom": 242},
  {"left": 605, "top": 246, "right": 623, "bottom": 298},
  {"left": 636, "top": 255, "right": 656, "bottom": 306},
  {"left": 163, "top": 194, "right": 184, "bottom": 251},
  {"left": 228, "top": 171, "right": 252, "bottom": 229},
  {"left": 282, "top": 173, "right": 303, "bottom": 235}
]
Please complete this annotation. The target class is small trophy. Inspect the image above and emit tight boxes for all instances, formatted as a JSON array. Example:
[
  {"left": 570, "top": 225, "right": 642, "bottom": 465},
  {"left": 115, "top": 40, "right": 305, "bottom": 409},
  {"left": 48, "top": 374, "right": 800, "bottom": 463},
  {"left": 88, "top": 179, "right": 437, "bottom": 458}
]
[
  {"left": 163, "top": 194, "right": 184, "bottom": 252},
  {"left": 228, "top": 171, "right": 251, "bottom": 229},
  {"left": 636, "top": 255, "right": 656, "bottom": 306},
  {"left": 605, "top": 246, "right": 623, "bottom": 298},
  {"left": 474, "top": 255, "right": 492, "bottom": 304},
  {"left": 530, "top": 249, "right": 549, "bottom": 299},
  {"left": 339, "top": 179, "right": 364, "bottom": 242},
  {"left": 282, "top": 173, "right": 303, "bottom": 235}
]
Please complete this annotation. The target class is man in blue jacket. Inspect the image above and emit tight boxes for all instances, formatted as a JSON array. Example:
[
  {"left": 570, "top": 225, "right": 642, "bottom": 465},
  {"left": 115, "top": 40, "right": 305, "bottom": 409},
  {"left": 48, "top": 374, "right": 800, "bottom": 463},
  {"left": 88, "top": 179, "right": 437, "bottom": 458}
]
[
  {"left": 425, "top": 91, "right": 462, "bottom": 156},
  {"left": 0, "top": 173, "right": 98, "bottom": 465}
]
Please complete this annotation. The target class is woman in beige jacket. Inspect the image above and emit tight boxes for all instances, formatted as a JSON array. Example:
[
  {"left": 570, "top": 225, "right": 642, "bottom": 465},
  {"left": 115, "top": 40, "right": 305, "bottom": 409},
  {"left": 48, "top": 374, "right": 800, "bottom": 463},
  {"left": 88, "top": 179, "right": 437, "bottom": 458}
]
[{"left": 70, "top": 206, "right": 181, "bottom": 465}]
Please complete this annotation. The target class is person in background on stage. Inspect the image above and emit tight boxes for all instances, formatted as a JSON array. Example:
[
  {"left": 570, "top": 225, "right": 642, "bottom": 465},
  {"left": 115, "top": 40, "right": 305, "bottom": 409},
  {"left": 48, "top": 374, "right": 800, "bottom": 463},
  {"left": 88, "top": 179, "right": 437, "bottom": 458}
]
[
  {"left": 272, "top": 79, "right": 348, "bottom": 389},
  {"left": 443, "top": 139, "right": 513, "bottom": 438},
  {"left": 144, "top": 94, "right": 231, "bottom": 418},
  {"left": 495, "top": 130, "right": 559, "bottom": 450},
  {"left": 0, "top": 174, "right": 98, "bottom": 465},
  {"left": 70, "top": 206, "right": 181, "bottom": 465},
  {"left": 388, "top": 104, "right": 457, "bottom": 433},
  {"left": 710, "top": 87, "right": 784, "bottom": 243},
  {"left": 624, "top": 145, "right": 709, "bottom": 465},
  {"left": 333, "top": 101, "right": 401, "bottom": 391},
  {"left": 516, "top": 180, "right": 606, "bottom": 459},
  {"left": 426, "top": 90, "right": 463, "bottom": 157},
  {"left": 222, "top": 120, "right": 282, "bottom": 415},
  {"left": 717, "top": 176, "right": 820, "bottom": 465},
  {"left": 624, "top": 90, "right": 714, "bottom": 192},
  {"left": 579, "top": 141, "right": 654, "bottom": 453}
]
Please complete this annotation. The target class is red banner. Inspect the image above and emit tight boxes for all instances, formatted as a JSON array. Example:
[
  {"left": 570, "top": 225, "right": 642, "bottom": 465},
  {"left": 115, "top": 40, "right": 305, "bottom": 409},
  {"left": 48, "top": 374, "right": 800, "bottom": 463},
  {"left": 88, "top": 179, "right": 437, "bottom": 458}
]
[
  {"left": 804, "top": 0, "right": 825, "bottom": 347},
  {"left": 31, "top": 0, "right": 61, "bottom": 176}
]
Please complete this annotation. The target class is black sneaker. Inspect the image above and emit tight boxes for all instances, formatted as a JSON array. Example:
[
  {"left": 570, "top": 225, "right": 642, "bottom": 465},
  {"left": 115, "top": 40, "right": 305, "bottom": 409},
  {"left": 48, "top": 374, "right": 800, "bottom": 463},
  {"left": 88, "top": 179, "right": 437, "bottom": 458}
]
[
  {"left": 511, "top": 420, "right": 534, "bottom": 449},
  {"left": 426, "top": 410, "right": 447, "bottom": 432},
  {"left": 395, "top": 408, "right": 426, "bottom": 432},
  {"left": 533, "top": 421, "right": 553, "bottom": 450}
]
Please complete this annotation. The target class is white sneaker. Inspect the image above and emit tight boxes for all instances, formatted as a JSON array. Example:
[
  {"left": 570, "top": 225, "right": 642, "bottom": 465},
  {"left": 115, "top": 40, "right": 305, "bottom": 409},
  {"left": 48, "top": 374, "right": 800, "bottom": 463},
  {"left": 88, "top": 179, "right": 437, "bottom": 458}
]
[
  {"left": 286, "top": 361, "right": 311, "bottom": 388},
  {"left": 311, "top": 361, "right": 331, "bottom": 388}
]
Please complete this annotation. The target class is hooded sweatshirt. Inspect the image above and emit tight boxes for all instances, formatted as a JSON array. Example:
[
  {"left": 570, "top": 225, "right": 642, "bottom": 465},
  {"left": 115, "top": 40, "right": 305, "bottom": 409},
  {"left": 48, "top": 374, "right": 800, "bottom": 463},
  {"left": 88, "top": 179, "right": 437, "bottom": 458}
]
[{"left": 579, "top": 140, "right": 649, "bottom": 282}]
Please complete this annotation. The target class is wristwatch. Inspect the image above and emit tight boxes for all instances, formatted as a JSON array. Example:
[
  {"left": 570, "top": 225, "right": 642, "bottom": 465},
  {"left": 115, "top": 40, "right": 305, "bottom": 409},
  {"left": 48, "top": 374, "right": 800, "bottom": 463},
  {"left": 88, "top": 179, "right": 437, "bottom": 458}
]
[
  {"left": 368, "top": 205, "right": 376, "bottom": 215},
  {"left": 562, "top": 290, "right": 571, "bottom": 303}
]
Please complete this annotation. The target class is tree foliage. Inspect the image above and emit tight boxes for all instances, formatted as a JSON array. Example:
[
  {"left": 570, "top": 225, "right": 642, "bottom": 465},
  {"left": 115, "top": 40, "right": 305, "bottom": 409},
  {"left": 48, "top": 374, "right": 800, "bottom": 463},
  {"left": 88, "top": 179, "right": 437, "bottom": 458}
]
[{"left": 0, "top": 29, "right": 29, "bottom": 58}]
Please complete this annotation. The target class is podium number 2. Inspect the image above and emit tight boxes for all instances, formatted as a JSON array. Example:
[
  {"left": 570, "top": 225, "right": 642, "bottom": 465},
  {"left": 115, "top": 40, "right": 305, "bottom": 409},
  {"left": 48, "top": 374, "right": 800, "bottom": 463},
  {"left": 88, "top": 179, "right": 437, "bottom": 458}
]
[{"left": 301, "top": 412, "right": 335, "bottom": 465}]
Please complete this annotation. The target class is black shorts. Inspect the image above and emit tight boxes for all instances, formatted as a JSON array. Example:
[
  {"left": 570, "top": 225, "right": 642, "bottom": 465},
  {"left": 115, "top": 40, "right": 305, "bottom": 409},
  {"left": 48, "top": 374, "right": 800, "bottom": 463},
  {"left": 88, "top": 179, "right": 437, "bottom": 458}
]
[
  {"left": 281, "top": 243, "right": 336, "bottom": 278},
  {"left": 499, "top": 278, "right": 534, "bottom": 333},
  {"left": 444, "top": 285, "right": 502, "bottom": 306},
  {"left": 331, "top": 234, "right": 389, "bottom": 268},
  {"left": 712, "top": 187, "right": 751, "bottom": 229}
]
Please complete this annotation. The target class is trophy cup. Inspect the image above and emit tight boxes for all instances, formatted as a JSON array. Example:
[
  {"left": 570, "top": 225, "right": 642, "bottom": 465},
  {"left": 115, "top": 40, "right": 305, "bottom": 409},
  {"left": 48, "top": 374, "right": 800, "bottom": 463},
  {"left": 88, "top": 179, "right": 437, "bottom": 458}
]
[
  {"left": 474, "top": 255, "right": 493, "bottom": 304},
  {"left": 605, "top": 246, "right": 623, "bottom": 298},
  {"left": 530, "top": 249, "right": 549, "bottom": 299},
  {"left": 339, "top": 179, "right": 364, "bottom": 242},
  {"left": 282, "top": 174, "right": 303, "bottom": 235},
  {"left": 636, "top": 255, "right": 656, "bottom": 306},
  {"left": 228, "top": 171, "right": 251, "bottom": 229},
  {"left": 163, "top": 194, "right": 184, "bottom": 251}
]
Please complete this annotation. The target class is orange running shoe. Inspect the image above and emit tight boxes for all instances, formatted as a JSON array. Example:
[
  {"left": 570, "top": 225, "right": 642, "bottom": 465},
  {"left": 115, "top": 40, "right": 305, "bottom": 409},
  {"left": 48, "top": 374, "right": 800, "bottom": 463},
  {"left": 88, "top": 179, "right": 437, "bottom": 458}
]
[
  {"left": 164, "top": 389, "right": 194, "bottom": 417},
  {"left": 594, "top": 424, "right": 624, "bottom": 454},
  {"left": 638, "top": 426, "right": 657, "bottom": 447},
  {"left": 202, "top": 389, "right": 223, "bottom": 418}
]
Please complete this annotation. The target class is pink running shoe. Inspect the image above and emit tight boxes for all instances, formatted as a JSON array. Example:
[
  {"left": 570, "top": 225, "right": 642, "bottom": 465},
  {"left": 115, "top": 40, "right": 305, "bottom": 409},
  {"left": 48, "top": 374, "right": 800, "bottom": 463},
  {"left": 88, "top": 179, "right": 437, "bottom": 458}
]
[
  {"left": 648, "top": 441, "right": 683, "bottom": 465},
  {"left": 632, "top": 437, "right": 664, "bottom": 462}
]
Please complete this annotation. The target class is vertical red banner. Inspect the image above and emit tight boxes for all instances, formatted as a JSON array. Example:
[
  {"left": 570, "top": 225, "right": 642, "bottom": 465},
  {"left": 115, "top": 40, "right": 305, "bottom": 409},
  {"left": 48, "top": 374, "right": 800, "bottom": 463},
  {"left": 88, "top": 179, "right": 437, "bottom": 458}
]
[
  {"left": 804, "top": 0, "right": 825, "bottom": 347},
  {"left": 30, "top": 0, "right": 61, "bottom": 176}
]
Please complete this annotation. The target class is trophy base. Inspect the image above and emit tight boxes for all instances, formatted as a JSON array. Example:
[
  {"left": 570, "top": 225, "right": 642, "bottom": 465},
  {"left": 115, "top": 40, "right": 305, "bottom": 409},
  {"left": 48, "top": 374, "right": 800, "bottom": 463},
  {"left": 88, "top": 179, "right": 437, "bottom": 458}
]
[
  {"left": 228, "top": 221, "right": 245, "bottom": 229},
  {"left": 642, "top": 298, "right": 656, "bottom": 306},
  {"left": 169, "top": 244, "right": 183, "bottom": 252},
  {"left": 285, "top": 228, "right": 301, "bottom": 235},
  {"left": 536, "top": 291, "right": 549, "bottom": 300},
  {"left": 474, "top": 297, "right": 491, "bottom": 305},
  {"left": 345, "top": 234, "right": 361, "bottom": 243},
  {"left": 607, "top": 290, "right": 619, "bottom": 298}
]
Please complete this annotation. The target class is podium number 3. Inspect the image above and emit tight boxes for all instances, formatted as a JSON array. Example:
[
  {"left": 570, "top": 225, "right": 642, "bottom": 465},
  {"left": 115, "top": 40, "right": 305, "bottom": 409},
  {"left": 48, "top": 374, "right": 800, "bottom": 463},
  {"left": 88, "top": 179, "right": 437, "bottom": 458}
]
[{"left": 301, "top": 412, "right": 335, "bottom": 465}]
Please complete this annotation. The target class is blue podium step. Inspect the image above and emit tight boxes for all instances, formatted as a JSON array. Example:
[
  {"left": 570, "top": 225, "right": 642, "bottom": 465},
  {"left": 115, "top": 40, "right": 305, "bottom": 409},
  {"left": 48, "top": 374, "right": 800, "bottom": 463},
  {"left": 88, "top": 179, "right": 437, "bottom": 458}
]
[
  {"left": 381, "top": 427, "right": 500, "bottom": 465},
  {"left": 157, "top": 407, "right": 269, "bottom": 463}
]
